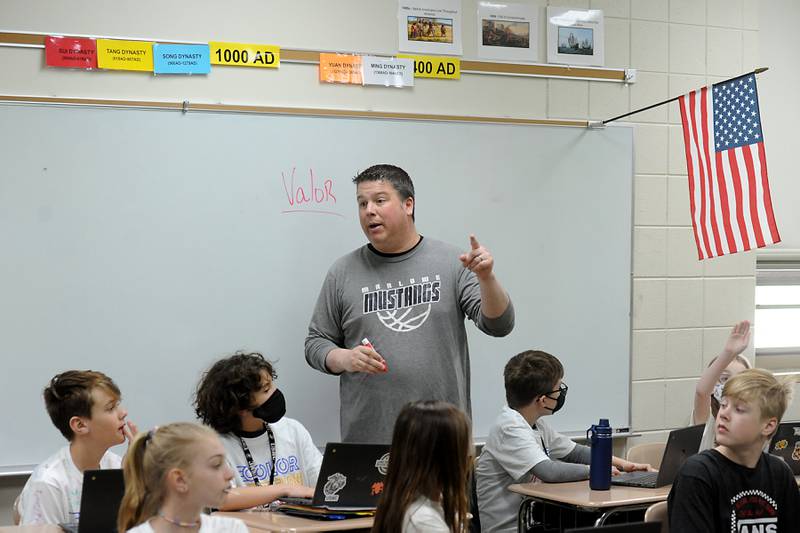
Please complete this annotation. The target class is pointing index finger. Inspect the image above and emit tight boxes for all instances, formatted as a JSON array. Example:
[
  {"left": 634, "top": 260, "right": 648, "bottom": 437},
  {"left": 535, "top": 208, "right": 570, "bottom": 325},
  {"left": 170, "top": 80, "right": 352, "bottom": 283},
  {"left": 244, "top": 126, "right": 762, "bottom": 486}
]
[{"left": 470, "top": 234, "right": 480, "bottom": 250}]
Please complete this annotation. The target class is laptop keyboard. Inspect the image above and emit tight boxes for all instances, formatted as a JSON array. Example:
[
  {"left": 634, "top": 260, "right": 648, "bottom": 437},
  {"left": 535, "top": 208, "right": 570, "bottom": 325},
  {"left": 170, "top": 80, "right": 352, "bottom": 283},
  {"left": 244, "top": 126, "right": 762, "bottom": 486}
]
[
  {"left": 280, "top": 497, "right": 314, "bottom": 506},
  {"left": 612, "top": 471, "right": 659, "bottom": 487}
]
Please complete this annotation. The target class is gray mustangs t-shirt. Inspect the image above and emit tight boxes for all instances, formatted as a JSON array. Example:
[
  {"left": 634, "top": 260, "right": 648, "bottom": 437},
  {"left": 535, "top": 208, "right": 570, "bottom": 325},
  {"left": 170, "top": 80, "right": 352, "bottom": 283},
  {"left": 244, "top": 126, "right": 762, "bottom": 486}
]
[{"left": 305, "top": 237, "right": 514, "bottom": 443}]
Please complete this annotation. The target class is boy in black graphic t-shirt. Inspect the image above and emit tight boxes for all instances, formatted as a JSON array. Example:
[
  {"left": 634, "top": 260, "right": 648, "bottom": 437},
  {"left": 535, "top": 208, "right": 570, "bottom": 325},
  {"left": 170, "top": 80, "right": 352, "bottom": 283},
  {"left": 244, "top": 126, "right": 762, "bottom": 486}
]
[{"left": 668, "top": 368, "right": 799, "bottom": 532}]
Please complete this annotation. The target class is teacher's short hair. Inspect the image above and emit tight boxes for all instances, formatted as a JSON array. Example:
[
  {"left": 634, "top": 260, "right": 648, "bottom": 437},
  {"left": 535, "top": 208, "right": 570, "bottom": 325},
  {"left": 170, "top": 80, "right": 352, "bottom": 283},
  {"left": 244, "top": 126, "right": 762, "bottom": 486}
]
[{"left": 353, "top": 164, "right": 415, "bottom": 202}]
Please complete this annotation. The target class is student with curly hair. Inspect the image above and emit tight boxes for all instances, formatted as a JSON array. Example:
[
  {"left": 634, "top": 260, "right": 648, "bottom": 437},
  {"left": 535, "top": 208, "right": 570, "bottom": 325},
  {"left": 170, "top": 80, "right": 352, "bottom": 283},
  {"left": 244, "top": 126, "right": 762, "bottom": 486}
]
[{"left": 194, "top": 352, "right": 320, "bottom": 510}]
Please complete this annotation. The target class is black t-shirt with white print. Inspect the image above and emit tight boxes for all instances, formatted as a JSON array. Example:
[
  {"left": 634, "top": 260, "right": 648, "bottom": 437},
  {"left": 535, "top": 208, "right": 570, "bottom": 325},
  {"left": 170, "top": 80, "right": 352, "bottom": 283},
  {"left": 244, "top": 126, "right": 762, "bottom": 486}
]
[{"left": 668, "top": 449, "right": 800, "bottom": 533}]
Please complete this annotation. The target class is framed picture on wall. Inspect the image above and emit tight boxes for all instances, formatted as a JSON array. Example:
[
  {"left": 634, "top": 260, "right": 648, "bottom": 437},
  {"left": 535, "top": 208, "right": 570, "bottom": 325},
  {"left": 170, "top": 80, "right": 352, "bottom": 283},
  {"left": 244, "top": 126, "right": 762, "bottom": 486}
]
[
  {"left": 476, "top": 1, "right": 539, "bottom": 63},
  {"left": 398, "top": 0, "right": 463, "bottom": 56},
  {"left": 546, "top": 7, "right": 604, "bottom": 67}
]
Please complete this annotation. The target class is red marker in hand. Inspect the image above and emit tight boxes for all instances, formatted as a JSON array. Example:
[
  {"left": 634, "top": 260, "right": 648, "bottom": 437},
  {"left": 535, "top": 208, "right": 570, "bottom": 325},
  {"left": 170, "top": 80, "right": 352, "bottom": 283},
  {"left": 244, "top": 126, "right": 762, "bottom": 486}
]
[{"left": 362, "top": 338, "right": 388, "bottom": 373}]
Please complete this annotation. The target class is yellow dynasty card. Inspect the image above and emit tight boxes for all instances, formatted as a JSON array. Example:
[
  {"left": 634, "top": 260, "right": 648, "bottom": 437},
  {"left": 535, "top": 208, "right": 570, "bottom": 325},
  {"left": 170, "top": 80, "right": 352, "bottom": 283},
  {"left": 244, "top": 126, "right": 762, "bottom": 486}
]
[
  {"left": 397, "top": 54, "right": 460, "bottom": 79},
  {"left": 209, "top": 42, "right": 280, "bottom": 68},
  {"left": 97, "top": 39, "right": 153, "bottom": 71}
]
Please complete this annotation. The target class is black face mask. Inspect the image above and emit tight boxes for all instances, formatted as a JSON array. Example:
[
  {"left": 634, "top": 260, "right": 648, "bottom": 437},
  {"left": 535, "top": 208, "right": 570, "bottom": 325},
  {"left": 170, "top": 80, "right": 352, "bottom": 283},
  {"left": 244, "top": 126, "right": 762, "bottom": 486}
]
[
  {"left": 543, "top": 383, "right": 568, "bottom": 414},
  {"left": 252, "top": 389, "right": 286, "bottom": 424}
]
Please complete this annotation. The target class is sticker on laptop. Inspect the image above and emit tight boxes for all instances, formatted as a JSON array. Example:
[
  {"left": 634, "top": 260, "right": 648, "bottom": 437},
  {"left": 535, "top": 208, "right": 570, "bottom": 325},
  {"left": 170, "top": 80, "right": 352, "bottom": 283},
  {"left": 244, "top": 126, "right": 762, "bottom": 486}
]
[
  {"left": 794, "top": 426, "right": 800, "bottom": 437},
  {"left": 792, "top": 442, "right": 800, "bottom": 462},
  {"left": 323, "top": 472, "right": 347, "bottom": 502},
  {"left": 375, "top": 453, "right": 390, "bottom": 475},
  {"left": 774, "top": 439, "right": 788, "bottom": 451}
]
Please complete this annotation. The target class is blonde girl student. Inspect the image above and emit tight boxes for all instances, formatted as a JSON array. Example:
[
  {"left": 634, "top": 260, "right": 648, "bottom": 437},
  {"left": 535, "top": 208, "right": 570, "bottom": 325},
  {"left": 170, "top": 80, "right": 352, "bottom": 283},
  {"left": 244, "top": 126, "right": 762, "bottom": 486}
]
[
  {"left": 117, "top": 422, "right": 248, "bottom": 533},
  {"left": 693, "top": 320, "right": 752, "bottom": 451},
  {"left": 194, "top": 352, "right": 319, "bottom": 510},
  {"left": 372, "top": 400, "right": 473, "bottom": 533}
]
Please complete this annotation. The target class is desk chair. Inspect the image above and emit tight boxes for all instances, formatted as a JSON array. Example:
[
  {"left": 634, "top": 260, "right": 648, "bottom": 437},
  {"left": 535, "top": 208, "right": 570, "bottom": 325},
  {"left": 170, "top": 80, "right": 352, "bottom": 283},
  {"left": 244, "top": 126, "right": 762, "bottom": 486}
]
[
  {"left": 12, "top": 494, "right": 21, "bottom": 525},
  {"left": 470, "top": 454, "right": 481, "bottom": 533},
  {"left": 626, "top": 443, "right": 666, "bottom": 470},
  {"left": 644, "top": 501, "right": 668, "bottom": 533}
]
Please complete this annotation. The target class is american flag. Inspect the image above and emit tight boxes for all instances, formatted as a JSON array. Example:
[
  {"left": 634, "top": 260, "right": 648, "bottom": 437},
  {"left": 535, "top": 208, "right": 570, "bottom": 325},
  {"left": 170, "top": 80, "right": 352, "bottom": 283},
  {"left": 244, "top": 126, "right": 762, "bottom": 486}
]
[{"left": 678, "top": 74, "right": 780, "bottom": 260}]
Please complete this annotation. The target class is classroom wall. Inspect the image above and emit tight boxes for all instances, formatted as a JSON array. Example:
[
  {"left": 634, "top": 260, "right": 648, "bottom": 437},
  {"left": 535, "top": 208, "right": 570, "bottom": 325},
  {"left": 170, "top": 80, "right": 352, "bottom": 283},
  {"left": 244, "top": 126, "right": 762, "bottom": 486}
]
[
  {"left": 0, "top": 0, "right": 797, "bottom": 525},
  {"left": 757, "top": 0, "right": 800, "bottom": 251}
]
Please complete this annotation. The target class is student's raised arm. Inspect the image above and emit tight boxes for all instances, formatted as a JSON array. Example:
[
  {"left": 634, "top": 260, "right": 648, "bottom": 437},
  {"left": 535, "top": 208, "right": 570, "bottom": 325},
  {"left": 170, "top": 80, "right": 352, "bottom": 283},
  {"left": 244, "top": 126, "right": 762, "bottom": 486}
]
[{"left": 693, "top": 320, "right": 750, "bottom": 425}]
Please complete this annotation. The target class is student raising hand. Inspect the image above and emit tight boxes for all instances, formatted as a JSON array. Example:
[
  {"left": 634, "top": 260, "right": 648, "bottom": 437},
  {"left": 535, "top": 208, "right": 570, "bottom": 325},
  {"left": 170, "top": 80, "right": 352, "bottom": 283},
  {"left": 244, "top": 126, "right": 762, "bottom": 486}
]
[{"left": 693, "top": 321, "right": 752, "bottom": 452}]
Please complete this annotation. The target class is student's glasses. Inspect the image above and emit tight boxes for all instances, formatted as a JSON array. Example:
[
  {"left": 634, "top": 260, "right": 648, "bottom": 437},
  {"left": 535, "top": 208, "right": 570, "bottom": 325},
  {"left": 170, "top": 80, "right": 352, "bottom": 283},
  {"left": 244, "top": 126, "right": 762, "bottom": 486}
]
[{"left": 544, "top": 383, "right": 568, "bottom": 398}]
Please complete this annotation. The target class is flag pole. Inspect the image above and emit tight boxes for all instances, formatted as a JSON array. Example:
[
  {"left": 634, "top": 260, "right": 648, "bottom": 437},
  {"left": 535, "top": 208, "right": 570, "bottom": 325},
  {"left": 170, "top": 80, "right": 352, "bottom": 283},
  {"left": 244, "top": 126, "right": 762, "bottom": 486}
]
[{"left": 600, "top": 67, "right": 768, "bottom": 125}]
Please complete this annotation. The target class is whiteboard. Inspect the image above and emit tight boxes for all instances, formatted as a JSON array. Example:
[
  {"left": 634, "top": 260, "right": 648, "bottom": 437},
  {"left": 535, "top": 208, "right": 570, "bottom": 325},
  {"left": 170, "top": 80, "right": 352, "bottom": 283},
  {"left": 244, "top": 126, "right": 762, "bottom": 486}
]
[{"left": 0, "top": 103, "right": 632, "bottom": 468}]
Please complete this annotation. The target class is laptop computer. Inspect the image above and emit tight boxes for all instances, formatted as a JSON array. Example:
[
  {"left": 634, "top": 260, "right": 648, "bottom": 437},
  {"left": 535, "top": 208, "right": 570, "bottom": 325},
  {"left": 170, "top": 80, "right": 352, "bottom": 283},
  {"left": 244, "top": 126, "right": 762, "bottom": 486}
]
[
  {"left": 60, "top": 468, "right": 125, "bottom": 533},
  {"left": 611, "top": 424, "right": 704, "bottom": 489},
  {"left": 278, "top": 442, "right": 391, "bottom": 515},
  {"left": 566, "top": 523, "right": 662, "bottom": 532},
  {"left": 768, "top": 421, "right": 800, "bottom": 475}
]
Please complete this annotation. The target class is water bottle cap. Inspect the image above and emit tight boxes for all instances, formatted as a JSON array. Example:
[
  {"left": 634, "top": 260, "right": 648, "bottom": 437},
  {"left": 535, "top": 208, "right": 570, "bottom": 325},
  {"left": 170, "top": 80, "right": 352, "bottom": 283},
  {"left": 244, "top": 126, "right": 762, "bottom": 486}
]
[{"left": 599, "top": 418, "right": 610, "bottom": 426}]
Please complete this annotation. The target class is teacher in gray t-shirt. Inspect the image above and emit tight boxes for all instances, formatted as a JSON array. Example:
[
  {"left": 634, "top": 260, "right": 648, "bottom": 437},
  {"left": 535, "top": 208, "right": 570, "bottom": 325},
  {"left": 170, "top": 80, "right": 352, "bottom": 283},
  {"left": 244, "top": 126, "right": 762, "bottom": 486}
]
[{"left": 304, "top": 164, "right": 515, "bottom": 443}]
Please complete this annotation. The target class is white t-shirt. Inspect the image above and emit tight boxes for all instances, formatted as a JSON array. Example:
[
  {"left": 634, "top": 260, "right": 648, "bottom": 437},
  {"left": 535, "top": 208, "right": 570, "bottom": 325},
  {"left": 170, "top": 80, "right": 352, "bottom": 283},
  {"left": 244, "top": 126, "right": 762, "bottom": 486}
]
[
  {"left": 697, "top": 411, "right": 717, "bottom": 452},
  {"left": 127, "top": 514, "right": 248, "bottom": 533},
  {"left": 476, "top": 407, "right": 576, "bottom": 533},
  {"left": 19, "top": 444, "right": 122, "bottom": 525},
  {"left": 220, "top": 417, "right": 322, "bottom": 488},
  {"left": 402, "top": 496, "right": 450, "bottom": 533}
]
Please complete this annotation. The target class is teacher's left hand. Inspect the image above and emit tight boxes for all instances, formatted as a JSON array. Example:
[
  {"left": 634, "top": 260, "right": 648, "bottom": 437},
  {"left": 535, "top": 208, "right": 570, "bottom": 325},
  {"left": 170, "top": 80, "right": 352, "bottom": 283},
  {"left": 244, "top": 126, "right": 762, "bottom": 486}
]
[{"left": 459, "top": 234, "right": 494, "bottom": 281}]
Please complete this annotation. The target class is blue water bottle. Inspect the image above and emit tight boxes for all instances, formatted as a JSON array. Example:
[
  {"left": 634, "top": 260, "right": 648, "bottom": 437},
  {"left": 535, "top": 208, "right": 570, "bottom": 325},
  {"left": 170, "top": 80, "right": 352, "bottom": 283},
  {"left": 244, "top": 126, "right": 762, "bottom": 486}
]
[{"left": 588, "top": 418, "right": 612, "bottom": 490}]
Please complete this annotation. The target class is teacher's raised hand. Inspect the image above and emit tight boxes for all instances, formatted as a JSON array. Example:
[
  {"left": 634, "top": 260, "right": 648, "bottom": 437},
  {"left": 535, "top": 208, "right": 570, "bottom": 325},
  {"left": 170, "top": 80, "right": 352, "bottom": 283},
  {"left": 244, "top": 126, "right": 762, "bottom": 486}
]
[{"left": 459, "top": 234, "right": 495, "bottom": 280}]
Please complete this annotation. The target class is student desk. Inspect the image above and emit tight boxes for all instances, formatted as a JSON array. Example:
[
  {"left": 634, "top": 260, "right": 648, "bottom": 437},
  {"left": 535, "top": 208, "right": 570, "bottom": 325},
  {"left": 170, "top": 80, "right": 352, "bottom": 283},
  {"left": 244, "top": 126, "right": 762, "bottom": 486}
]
[
  {"left": 509, "top": 480, "right": 670, "bottom": 531},
  {"left": 0, "top": 513, "right": 373, "bottom": 533},
  {"left": 215, "top": 511, "right": 373, "bottom": 532}
]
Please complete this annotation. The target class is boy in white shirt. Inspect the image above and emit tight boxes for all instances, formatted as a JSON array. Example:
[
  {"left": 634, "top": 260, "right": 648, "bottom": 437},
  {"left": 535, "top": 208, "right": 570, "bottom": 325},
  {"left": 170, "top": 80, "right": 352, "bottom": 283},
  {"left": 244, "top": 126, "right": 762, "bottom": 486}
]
[
  {"left": 476, "top": 350, "right": 651, "bottom": 533},
  {"left": 19, "top": 370, "right": 137, "bottom": 525}
]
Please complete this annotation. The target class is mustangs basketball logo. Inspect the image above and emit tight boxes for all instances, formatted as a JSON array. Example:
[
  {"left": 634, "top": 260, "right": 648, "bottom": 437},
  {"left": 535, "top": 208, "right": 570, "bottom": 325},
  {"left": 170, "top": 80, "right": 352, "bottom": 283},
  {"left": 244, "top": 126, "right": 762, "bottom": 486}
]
[{"left": 362, "top": 275, "right": 441, "bottom": 332}]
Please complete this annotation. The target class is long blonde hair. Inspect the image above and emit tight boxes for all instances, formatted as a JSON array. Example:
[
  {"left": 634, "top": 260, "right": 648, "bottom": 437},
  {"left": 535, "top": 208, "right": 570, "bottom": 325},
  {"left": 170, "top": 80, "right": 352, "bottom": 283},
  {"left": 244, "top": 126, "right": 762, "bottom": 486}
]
[
  {"left": 117, "top": 422, "right": 218, "bottom": 532},
  {"left": 372, "top": 401, "right": 473, "bottom": 533}
]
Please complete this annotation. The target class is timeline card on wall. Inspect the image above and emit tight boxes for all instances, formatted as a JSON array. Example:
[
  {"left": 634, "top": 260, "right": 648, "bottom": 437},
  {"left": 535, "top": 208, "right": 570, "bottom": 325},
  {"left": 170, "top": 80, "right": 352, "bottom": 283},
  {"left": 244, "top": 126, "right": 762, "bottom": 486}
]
[
  {"left": 153, "top": 44, "right": 210, "bottom": 75},
  {"left": 476, "top": 2, "right": 538, "bottom": 63},
  {"left": 97, "top": 39, "right": 154, "bottom": 71},
  {"left": 362, "top": 56, "right": 415, "bottom": 87},
  {"left": 209, "top": 42, "right": 280, "bottom": 68},
  {"left": 319, "top": 53, "right": 363, "bottom": 84},
  {"left": 398, "top": 0, "right": 462, "bottom": 56},
  {"left": 45, "top": 37, "right": 97, "bottom": 69},
  {"left": 546, "top": 7, "right": 604, "bottom": 67}
]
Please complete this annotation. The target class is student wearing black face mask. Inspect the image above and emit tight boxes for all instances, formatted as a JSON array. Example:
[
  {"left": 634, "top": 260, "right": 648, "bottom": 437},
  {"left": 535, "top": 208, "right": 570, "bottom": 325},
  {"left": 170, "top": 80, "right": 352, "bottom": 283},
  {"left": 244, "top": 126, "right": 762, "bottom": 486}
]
[
  {"left": 194, "top": 352, "right": 322, "bottom": 511},
  {"left": 475, "top": 350, "right": 654, "bottom": 533}
]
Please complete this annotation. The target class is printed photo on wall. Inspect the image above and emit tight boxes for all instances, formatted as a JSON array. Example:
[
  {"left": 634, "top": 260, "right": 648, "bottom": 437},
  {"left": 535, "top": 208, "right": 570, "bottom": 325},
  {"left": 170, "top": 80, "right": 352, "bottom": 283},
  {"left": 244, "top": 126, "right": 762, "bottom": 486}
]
[
  {"left": 477, "top": 2, "right": 539, "bottom": 63},
  {"left": 398, "top": 0, "right": 462, "bottom": 55},
  {"left": 546, "top": 7, "right": 604, "bottom": 67}
]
